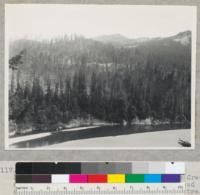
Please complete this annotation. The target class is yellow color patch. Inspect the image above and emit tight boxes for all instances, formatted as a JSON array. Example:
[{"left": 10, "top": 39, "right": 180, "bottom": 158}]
[{"left": 107, "top": 174, "right": 125, "bottom": 183}]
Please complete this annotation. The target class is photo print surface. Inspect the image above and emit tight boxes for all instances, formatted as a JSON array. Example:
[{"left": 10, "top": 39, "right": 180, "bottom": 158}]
[{"left": 5, "top": 4, "right": 196, "bottom": 149}]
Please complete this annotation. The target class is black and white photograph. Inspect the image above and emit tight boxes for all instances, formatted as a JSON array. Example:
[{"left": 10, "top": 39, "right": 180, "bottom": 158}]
[{"left": 5, "top": 4, "right": 196, "bottom": 149}]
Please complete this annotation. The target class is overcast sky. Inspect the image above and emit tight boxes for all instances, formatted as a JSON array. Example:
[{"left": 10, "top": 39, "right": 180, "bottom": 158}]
[{"left": 5, "top": 4, "right": 196, "bottom": 41}]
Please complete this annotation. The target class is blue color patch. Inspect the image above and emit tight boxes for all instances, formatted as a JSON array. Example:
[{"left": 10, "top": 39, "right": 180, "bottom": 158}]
[{"left": 144, "top": 174, "right": 161, "bottom": 183}]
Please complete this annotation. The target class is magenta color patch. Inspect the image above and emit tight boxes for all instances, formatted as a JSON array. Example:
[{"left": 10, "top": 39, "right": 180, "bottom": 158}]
[{"left": 69, "top": 174, "right": 88, "bottom": 183}]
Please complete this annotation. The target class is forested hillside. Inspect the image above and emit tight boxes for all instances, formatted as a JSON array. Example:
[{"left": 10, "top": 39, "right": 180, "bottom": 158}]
[{"left": 9, "top": 31, "right": 191, "bottom": 133}]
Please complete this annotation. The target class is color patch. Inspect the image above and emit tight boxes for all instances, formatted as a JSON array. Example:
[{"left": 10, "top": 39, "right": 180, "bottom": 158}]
[
  {"left": 88, "top": 174, "right": 107, "bottom": 183},
  {"left": 16, "top": 175, "right": 32, "bottom": 183},
  {"left": 81, "top": 163, "right": 99, "bottom": 174},
  {"left": 125, "top": 174, "right": 144, "bottom": 183},
  {"left": 114, "top": 163, "right": 132, "bottom": 174},
  {"left": 148, "top": 162, "right": 165, "bottom": 174},
  {"left": 162, "top": 174, "right": 181, "bottom": 183},
  {"left": 32, "top": 175, "right": 51, "bottom": 183},
  {"left": 16, "top": 163, "right": 32, "bottom": 174},
  {"left": 51, "top": 174, "right": 69, "bottom": 183},
  {"left": 69, "top": 174, "right": 88, "bottom": 183},
  {"left": 107, "top": 174, "right": 125, "bottom": 183},
  {"left": 165, "top": 162, "right": 185, "bottom": 174},
  {"left": 94, "top": 163, "right": 116, "bottom": 174},
  {"left": 144, "top": 174, "right": 161, "bottom": 183},
  {"left": 132, "top": 162, "right": 149, "bottom": 173}
]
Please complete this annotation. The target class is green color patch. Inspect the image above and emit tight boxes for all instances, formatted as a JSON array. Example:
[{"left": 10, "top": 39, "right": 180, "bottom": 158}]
[{"left": 125, "top": 174, "right": 144, "bottom": 183}]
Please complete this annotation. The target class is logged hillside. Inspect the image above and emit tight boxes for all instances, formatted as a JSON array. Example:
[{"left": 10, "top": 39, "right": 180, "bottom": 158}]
[{"left": 9, "top": 31, "right": 191, "bottom": 129}]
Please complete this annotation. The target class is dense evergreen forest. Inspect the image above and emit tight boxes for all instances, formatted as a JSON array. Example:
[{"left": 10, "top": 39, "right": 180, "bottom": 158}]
[{"left": 9, "top": 31, "right": 191, "bottom": 133}]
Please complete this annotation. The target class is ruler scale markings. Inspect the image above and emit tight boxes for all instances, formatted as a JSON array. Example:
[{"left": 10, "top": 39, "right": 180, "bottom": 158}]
[{"left": 16, "top": 188, "right": 186, "bottom": 194}]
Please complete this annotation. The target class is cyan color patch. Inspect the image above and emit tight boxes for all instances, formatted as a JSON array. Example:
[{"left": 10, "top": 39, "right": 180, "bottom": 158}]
[{"left": 144, "top": 174, "right": 161, "bottom": 183}]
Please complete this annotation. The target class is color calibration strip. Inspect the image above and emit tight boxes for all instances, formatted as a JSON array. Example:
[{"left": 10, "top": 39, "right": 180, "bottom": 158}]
[
  {"left": 16, "top": 174, "right": 182, "bottom": 183},
  {"left": 16, "top": 162, "right": 185, "bottom": 174},
  {"left": 15, "top": 162, "right": 184, "bottom": 184}
]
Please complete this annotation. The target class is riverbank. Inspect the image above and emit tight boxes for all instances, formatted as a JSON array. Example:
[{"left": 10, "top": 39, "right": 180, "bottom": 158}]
[{"left": 9, "top": 118, "right": 114, "bottom": 138}]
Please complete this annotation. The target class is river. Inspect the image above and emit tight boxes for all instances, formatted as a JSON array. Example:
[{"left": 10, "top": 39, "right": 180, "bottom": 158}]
[{"left": 10, "top": 124, "right": 190, "bottom": 148}]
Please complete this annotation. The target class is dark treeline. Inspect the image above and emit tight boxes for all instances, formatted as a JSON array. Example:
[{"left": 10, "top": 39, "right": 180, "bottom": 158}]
[{"left": 9, "top": 33, "right": 191, "bottom": 132}]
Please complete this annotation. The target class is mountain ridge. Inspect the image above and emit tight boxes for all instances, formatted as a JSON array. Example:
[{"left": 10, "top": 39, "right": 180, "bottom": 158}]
[{"left": 93, "top": 30, "right": 191, "bottom": 46}]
